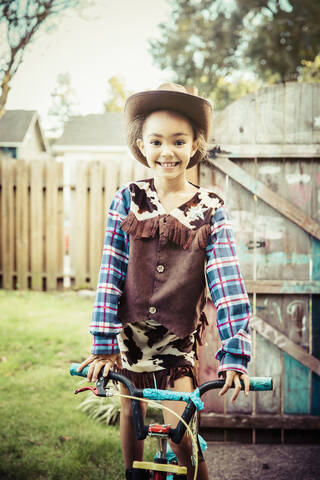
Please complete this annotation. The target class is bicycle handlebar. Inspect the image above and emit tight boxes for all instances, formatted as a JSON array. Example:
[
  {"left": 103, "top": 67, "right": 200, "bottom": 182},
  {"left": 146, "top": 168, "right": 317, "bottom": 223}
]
[
  {"left": 70, "top": 362, "right": 272, "bottom": 443},
  {"left": 70, "top": 363, "right": 272, "bottom": 393}
]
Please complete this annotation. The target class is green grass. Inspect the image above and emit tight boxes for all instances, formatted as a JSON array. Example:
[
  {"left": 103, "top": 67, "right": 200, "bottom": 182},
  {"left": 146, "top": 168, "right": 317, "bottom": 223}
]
[{"left": 0, "top": 291, "right": 156, "bottom": 480}]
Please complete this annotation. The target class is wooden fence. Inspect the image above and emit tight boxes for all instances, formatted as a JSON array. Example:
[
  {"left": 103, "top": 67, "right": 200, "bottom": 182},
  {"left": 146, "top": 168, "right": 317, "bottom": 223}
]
[
  {"left": 0, "top": 155, "right": 150, "bottom": 290},
  {"left": 0, "top": 157, "right": 64, "bottom": 290},
  {"left": 0, "top": 156, "right": 199, "bottom": 290}
]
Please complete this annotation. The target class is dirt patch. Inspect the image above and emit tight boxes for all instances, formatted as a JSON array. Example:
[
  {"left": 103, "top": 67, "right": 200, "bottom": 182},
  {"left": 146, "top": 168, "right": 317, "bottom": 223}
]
[{"left": 204, "top": 444, "right": 320, "bottom": 480}]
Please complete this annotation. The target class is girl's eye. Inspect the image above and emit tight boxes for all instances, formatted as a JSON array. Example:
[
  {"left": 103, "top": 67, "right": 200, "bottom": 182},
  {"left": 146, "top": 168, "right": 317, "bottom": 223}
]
[
  {"left": 176, "top": 140, "right": 185, "bottom": 145},
  {"left": 150, "top": 140, "right": 161, "bottom": 145}
]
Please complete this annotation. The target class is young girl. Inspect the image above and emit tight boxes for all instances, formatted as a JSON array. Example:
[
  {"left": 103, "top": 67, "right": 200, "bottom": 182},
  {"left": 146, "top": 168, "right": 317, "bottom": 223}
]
[{"left": 78, "top": 83, "right": 251, "bottom": 480}]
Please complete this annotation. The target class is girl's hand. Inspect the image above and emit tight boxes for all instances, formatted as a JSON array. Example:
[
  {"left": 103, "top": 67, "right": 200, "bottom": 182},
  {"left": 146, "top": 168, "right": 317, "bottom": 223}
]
[
  {"left": 218, "top": 370, "right": 250, "bottom": 403},
  {"left": 77, "top": 353, "right": 121, "bottom": 382}
]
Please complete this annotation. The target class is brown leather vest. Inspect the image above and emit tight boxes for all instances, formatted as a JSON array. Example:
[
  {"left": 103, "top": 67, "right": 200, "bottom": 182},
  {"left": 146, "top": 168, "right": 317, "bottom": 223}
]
[{"left": 117, "top": 178, "right": 222, "bottom": 339}]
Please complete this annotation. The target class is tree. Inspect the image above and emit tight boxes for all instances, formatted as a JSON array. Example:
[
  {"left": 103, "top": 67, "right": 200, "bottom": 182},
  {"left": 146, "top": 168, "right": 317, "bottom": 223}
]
[
  {"left": 149, "top": 0, "right": 320, "bottom": 104},
  {"left": 103, "top": 76, "right": 133, "bottom": 112},
  {"left": 298, "top": 54, "right": 320, "bottom": 82},
  {"left": 46, "top": 72, "right": 79, "bottom": 138},
  {"left": 0, "top": 0, "right": 82, "bottom": 116},
  {"left": 243, "top": 0, "right": 320, "bottom": 82}
]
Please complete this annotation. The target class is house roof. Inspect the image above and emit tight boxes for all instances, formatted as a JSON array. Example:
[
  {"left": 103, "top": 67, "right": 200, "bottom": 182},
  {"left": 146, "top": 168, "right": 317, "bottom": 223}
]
[
  {"left": 55, "top": 112, "right": 126, "bottom": 146},
  {"left": 0, "top": 110, "right": 37, "bottom": 144}
]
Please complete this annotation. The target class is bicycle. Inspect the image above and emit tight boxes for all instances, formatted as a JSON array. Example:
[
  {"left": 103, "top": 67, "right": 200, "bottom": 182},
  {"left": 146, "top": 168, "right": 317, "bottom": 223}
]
[{"left": 70, "top": 363, "right": 273, "bottom": 480}]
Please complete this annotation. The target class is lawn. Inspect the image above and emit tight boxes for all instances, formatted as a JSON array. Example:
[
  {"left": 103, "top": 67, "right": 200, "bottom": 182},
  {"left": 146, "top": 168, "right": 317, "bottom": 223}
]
[{"left": 0, "top": 290, "right": 155, "bottom": 480}]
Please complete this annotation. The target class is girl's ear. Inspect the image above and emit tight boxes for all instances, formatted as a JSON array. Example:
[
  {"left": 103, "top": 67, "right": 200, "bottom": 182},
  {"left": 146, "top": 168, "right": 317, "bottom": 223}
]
[
  {"left": 136, "top": 138, "right": 145, "bottom": 156},
  {"left": 190, "top": 139, "right": 199, "bottom": 158}
]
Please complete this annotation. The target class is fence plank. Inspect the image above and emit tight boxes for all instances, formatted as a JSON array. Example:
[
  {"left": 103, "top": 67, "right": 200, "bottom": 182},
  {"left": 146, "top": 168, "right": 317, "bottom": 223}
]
[
  {"left": 16, "top": 160, "right": 29, "bottom": 289},
  {"left": 312, "top": 83, "right": 320, "bottom": 143},
  {"left": 57, "top": 161, "right": 64, "bottom": 287},
  {"left": 199, "top": 300, "right": 225, "bottom": 414},
  {"left": 200, "top": 413, "right": 320, "bottom": 430},
  {"left": 119, "top": 157, "right": 134, "bottom": 187},
  {"left": 74, "top": 161, "right": 88, "bottom": 289},
  {"left": 104, "top": 160, "right": 119, "bottom": 218},
  {"left": 284, "top": 353, "right": 310, "bottom": 414},
  {"left": 244, "top": 280, "right": 320, "bottom": 294},
  {"left": 285, "top": 82, "right": 313, "bottom": 144},
  {"left": 30, "top": 161, "right": 44, "bottom": 290},
  {"left": 46, "top": 161, "right": 59, "bottom": 290},
  {"left": 256, "top": 333, "right": 281, "bottom": 414},
  {"left": 256, "top": 84, "right": 285, "bottom": 144},
  {"left": 89, "top": 161, "right": 103, "bottom": 289},
  {"left": 0, "top": 159, "right": 15, "bottom": 289}
]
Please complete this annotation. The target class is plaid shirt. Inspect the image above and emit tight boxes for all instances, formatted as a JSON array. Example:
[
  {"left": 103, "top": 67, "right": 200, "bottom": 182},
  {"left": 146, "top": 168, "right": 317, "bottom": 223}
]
[{"left": 90, "top": 183, "right": 251, "bottom": 375}]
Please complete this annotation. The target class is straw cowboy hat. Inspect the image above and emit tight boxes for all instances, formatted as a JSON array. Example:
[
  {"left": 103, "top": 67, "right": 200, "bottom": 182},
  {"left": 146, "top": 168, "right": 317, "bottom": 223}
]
[{"left": 124, "top": 82, "right": 213, "bottom": 169}]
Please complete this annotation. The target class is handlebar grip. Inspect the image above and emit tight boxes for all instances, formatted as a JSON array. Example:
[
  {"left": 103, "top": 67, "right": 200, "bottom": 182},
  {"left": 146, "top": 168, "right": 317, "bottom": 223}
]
[
  {"left": 70, "top": 363, "right": 89, "bottom": 378},
  {"left": 249, "top": 377, "right": 272, "bottom": 391}
]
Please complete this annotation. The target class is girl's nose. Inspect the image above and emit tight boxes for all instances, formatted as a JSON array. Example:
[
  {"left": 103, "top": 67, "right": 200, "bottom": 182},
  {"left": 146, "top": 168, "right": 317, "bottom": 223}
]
[{"left": 161, "top": 144, "right": 174, "bottom": 157}]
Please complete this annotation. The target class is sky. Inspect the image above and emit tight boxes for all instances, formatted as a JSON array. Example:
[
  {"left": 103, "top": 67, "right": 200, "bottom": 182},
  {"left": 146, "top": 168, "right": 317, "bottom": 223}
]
[{"left": 5, "top": 0, "right": 172, "bottom": 129}]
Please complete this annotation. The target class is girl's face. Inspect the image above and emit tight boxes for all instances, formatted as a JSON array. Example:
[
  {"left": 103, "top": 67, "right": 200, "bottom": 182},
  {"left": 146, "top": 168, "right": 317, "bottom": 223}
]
[{"left": 136, "top": 110, "right": 198, "bottom": 176}]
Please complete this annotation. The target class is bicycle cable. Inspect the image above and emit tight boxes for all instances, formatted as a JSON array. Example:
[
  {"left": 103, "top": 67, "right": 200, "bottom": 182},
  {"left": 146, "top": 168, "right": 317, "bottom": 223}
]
[{"left": 110, "top": 390, "right": 199, "bottom": 480}]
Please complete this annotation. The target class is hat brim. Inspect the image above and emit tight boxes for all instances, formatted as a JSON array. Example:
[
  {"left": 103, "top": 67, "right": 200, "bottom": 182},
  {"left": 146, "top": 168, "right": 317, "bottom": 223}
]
[{"left": 124, "top": 90, "right": 212, "bottom": 169}]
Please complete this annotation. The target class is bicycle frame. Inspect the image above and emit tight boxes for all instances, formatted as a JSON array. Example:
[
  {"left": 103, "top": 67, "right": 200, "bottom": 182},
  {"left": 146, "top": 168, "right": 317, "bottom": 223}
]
[{"left": 70, "top": 363, "right": 273, "bottom": 479}]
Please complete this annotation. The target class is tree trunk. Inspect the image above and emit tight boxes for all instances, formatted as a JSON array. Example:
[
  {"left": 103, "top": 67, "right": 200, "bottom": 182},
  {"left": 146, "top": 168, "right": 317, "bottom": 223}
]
[{"left": 0, "top": 71, "right": 12, "bottom": 118}]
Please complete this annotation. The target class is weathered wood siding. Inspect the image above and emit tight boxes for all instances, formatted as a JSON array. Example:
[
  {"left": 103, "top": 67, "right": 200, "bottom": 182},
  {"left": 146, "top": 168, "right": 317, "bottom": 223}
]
[
  {"left": 199, "top": 82, "right": 320, "bottom": 438},
  {"left": 212, "top": 82, "right": 320, "bottom": 157}
]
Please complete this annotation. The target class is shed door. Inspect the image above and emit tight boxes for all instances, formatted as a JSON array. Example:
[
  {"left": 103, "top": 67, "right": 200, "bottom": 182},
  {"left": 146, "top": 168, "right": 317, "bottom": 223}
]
[{"left": 199, "top": 156, "right": 320, "bottom": 419}]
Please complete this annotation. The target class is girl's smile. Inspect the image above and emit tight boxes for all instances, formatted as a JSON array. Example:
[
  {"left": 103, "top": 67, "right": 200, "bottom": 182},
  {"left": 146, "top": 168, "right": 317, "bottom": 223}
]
[{"left": 155, "top": 161, "right": 181, "bottom": 168}]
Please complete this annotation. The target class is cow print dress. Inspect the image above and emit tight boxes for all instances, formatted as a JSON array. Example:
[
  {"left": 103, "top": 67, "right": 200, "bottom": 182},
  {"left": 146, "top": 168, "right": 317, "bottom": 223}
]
[{"left": 114, "top": 177, "right": 221, "bottom": 390}]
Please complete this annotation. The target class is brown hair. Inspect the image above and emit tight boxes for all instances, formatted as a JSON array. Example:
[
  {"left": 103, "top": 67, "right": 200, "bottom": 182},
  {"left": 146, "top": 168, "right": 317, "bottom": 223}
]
[{"left": 126, "top": 111, "right": 209, "bottom": 168}]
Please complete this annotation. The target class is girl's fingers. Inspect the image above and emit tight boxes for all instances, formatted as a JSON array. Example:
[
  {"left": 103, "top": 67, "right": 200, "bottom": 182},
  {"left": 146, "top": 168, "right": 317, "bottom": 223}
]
[
  {"left": 103, "top": 361, "right": 112, "bottom": 377},
  {"left": 231, "top": 374, "right": 241, "bottom": 403},
  {"left": 92, "top": 361, "right": 107, "bottom": 382},
  {"left": 241, "top": 374, "right": 250, "bottom": 397},
  {"left": 77, "top": 355, "right": 95, "bottom": 372},
  {"left": 219, "top": 371, "right": 234, "bottom": 397},
  {"left": 219, "top": 371, "right": 251, "bottom": 402},
  {"left": 78, "top": 354, "right": 115, "bottom": 382},
  {"left": 87, "top": 360, "right": 96, "bottom": 382}
]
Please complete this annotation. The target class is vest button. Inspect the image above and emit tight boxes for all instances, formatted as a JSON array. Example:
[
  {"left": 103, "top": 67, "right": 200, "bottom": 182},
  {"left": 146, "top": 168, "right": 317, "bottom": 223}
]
[
  {"left": 157, "top": 265, "right": 165, "bottom": 273},
  {"left": 149, "top": 306, "right": 157, "bottom": 314}
]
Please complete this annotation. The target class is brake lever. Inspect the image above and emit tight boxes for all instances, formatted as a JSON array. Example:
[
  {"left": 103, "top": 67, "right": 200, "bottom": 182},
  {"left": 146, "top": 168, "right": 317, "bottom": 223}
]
[{"left": 74, "top": 374, "right": 109, "bottom": 397}]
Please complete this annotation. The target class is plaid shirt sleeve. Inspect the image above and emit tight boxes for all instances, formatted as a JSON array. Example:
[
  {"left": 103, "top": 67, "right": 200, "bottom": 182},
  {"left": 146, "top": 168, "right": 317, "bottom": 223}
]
[
  {"left": 205, "top": 204, "right": 251, "bottom": 376},
  {"left": 90, "top": 184, "right": 131, "bottom": 355}
]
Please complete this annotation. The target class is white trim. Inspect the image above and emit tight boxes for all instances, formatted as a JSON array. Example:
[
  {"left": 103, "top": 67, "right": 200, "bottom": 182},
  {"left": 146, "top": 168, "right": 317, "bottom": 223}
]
[
  {"left": 20, "top": 111, "right": 37, "bottom": 149},
  {"left": 35, "top": 113, "right": 51, "bottom": 153},
  {"left": 209, "top": 143, "right": 320, "bottom": 158},
  {"left": 0, "top": 142, "right": 21, "bottom": 147},
  {"left": 52, "top": 145, "right": 128, "bottom": 153}
]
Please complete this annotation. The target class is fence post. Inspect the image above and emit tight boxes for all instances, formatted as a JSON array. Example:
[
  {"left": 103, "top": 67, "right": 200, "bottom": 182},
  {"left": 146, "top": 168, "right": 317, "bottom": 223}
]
[
  {"left": 45, "top": 160, "right": 63, "bottom": 290},
  {"left": 16, "top": 159, "right": 29, "bottom": 290},
  {"left": 30, "top": 160, "right": 44, "bottom": 290},
  {"left": 89, "top": 161, "right": 104, "bottom": 289},
  {"left": 74, "top": 161, "right": 88, "bottom": 289},
  {"left": 0, "top": 158, "right": 15, "bottom": 289}
]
